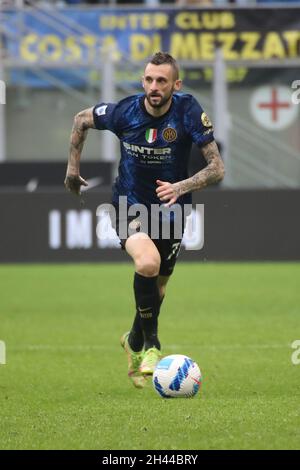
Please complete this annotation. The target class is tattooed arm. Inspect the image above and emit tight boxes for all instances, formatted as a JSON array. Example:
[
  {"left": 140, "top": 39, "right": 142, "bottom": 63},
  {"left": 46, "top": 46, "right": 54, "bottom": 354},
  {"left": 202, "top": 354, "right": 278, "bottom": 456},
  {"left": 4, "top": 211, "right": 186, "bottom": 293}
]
[
  {"left": 156, "top": 140, "right": 225, "bottom": 207},
  {"left": 176, "top": 140, "right": 225, "bottom": 194},
  {"left": 64, "top": 107, "right": 95, "bottom": 195}
]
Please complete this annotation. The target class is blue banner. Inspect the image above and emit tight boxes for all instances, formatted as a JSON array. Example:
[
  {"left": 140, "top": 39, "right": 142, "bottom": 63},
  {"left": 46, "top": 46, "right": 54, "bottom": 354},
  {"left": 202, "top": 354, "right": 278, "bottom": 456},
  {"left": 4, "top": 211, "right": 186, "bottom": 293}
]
[{"left": 3, "top": 7, "right": 300, "bottom": 87}]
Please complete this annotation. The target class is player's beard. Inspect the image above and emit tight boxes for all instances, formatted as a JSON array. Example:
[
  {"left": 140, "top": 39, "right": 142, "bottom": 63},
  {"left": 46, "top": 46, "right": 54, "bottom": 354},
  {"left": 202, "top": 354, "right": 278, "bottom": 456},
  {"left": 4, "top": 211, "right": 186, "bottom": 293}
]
[{"left": 146, "top": 89, "right": 174, "bottom": 109}]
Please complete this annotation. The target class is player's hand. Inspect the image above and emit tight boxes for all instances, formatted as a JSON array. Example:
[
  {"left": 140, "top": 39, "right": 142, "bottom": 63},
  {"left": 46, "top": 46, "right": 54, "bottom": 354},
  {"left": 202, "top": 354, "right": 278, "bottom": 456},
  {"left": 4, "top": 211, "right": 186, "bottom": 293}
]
[
  {"left": 156, "top": 180, "right": 180, "bottom": 208},
  {"left": 64, "top": 174, "right": 88, "bottom": 195}
]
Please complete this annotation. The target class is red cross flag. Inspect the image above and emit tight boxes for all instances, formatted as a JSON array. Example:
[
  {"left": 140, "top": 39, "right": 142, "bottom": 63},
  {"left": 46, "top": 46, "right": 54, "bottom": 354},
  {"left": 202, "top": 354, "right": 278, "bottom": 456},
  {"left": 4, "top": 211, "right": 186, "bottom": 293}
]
[{"left": 250, "top": 86, "right": 298, "bottom": 131}]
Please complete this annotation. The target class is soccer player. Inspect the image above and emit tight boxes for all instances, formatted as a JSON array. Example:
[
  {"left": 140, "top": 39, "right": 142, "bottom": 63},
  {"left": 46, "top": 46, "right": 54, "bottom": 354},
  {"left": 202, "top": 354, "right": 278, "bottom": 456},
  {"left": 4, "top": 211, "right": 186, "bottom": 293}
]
[{"left": 65, "top": 52, "right": 225, "bottom": 388}]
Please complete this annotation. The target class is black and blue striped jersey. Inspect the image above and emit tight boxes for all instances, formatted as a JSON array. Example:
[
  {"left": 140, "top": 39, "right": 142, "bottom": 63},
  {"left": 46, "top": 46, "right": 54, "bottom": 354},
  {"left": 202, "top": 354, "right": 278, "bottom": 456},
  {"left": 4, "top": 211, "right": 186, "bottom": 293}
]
[{"left": 93, "top": 93, "right": 214, "bottom": 208}]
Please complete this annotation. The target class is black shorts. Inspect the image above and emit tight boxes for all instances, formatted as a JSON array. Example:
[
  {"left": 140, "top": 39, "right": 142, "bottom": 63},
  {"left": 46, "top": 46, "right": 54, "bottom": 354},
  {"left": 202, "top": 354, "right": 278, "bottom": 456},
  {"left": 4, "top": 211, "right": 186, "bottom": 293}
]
[{"left": 110, "top": 204, "right": 187, "bottom": 277}]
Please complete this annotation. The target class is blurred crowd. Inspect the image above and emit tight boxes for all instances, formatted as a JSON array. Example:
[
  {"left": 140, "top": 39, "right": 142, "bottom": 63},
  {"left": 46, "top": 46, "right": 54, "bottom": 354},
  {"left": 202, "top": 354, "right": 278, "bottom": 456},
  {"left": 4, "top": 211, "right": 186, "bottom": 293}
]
[{"left": 2, "top": 0, "right": 300, "bottom": 7}]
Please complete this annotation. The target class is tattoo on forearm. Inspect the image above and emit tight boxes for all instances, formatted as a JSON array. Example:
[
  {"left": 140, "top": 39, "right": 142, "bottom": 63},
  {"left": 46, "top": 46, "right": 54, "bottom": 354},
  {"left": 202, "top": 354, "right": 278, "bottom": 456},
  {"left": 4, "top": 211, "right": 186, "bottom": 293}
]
[
  {"left": 176, "top": 141, "right": 225, "bottom": 196},
  {"left": 68, "top": 108, "right": 95, "bottom": 173},
  {"left": 70, "top": 122, "right": 88, "bottom": 152}
]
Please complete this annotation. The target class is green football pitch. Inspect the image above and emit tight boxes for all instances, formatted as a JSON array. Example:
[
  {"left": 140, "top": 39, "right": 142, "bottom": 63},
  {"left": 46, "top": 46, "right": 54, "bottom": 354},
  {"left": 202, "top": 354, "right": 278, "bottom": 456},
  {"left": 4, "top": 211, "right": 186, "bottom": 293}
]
[{"left": 0, "top": 263, "right": 299, "bottom": 450}]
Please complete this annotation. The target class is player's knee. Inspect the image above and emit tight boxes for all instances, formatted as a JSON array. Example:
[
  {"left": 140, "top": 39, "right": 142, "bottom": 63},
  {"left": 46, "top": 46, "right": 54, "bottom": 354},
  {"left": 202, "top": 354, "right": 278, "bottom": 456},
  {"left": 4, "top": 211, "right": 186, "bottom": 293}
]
[{"left": 135, "top": 254, "right": 161, "bottom": 277}]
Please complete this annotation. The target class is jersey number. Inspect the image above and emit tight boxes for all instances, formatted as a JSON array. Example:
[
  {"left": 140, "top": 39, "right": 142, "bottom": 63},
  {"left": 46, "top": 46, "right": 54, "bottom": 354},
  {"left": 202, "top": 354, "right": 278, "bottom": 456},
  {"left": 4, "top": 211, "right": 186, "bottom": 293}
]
[{"left": 166, "top": 242, "right": 181, "bottom": 261}]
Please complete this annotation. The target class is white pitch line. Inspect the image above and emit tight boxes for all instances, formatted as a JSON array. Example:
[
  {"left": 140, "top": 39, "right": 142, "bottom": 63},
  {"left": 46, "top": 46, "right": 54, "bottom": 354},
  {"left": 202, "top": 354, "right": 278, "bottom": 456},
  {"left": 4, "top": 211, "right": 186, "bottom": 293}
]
[
  {"left": 168, "top": 344, "right": 291, "bottom": 350},
  {"left": 8, "top": 343, "right": 291, "bottom": 352}
]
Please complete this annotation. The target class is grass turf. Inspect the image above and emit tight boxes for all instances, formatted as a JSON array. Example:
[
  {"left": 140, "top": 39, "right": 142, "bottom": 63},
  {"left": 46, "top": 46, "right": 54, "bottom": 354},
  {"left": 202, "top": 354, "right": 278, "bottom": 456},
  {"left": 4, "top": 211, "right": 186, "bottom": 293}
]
[{"left": 0, "top": 262, "right": 299, "bottom": 450}]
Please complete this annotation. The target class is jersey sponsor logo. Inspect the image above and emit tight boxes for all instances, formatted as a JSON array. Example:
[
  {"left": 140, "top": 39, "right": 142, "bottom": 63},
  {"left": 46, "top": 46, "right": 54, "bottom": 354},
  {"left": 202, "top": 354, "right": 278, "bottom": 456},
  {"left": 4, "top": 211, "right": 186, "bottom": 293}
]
[
  {"left": 95, "top": 105, "right": 107, "bottom": 116},
  {"left": 145, "top": 128, "right": 157, "bottom": 143},
  {"left": 201, "top": 112, "right": 213, "bottom": 127},
  {"left": 162, "top": 127, "right": 177, "bottom": 143},
  {"left": 123, "top": 142, "right": 171, "bottom": 156}
]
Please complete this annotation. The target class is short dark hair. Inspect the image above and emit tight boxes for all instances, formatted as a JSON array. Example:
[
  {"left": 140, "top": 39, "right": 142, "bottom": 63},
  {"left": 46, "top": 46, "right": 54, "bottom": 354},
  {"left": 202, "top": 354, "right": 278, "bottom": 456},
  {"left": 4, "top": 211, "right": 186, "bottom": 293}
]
[{"left": 147, "top": 52, "right": 179, "bottom": 80}]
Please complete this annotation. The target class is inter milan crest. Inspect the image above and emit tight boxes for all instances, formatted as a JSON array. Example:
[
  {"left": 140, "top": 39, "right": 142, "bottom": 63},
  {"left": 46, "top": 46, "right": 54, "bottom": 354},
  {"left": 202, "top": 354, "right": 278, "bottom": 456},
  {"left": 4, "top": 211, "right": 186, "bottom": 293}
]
[
  {"left": 201, "top": 112, "right": 212, "bottom": 127},
  {"left": 162, "top": 127, "right": 177, "bottom": 142},
  {"left": 145, "top": 128, "right": 157, "bottom": 143}
]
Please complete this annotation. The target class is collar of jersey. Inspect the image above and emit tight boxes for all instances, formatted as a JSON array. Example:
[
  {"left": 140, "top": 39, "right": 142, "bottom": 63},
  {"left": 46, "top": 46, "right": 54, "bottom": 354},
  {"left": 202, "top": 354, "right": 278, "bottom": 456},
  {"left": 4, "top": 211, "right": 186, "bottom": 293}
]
[{"left": 139, "top": 95, "right": 173, "bottom": 120}]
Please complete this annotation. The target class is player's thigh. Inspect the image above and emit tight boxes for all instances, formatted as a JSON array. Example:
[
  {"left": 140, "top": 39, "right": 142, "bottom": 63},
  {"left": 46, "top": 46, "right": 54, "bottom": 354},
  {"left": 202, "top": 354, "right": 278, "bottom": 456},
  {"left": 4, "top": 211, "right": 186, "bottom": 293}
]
[
  {"left": 154, "top": 238, "right": 182, "bottom": 278},
  {"left": 125, "top": 232, "right": 161, "bottom": 276}
]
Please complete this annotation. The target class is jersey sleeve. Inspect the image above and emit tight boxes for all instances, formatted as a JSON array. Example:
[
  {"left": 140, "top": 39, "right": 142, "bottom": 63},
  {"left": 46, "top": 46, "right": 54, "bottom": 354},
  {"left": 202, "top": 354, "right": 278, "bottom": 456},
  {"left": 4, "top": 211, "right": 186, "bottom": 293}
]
[
  {"left": 184, "top": 96, "right": 215, "bottom": 147},
  {"left": 93, "top": 102, "right": 118, "bottom": 133}
]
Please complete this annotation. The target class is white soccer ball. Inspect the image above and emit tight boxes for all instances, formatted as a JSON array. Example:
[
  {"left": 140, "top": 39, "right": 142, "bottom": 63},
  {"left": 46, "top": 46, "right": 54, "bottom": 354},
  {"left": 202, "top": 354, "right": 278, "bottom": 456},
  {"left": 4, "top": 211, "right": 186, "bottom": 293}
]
[{"left": 153, "top": 354, "right": 202, "bottom": 398}]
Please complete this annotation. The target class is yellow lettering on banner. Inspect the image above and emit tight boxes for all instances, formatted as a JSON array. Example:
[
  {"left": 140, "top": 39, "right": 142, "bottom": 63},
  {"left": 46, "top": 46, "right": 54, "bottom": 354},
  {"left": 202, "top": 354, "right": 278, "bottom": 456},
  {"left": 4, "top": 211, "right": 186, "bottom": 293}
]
[
  {"left": 154, "top": 13, "right": 169, "bottom": 30},
  {"left": 240, "top": 32, "right": 261, "bottom": 59},
  {"left": 235, "top": 67, "right": 248, "bottom": 82},
  {"left": 283, "top": 31, "right": 300, "bottom": 57},
  {"left": 102, "top": 36, "right": 121, "bottom": 61},
  {"left": 226, "top": 67, "right": 248, "bottom": 82},
  {"left": 175, "top": 11, "right": 235, "bottom": 30},
  {"left": 65, "top": 36, "right": 81, "bottom": 62},
  {"left": 137, "top": 12, "right": 168, "bottom": 29},
  {"left": 140, "top": 15, "right": 152, "bottom": 30},
  {"left": 131, "top": 34, "right": 161, "bottom": 61},
  {"left": 217, "top": 33, "right": 239, "bottom": 60},
  {"left": 39, "top": 35, "right": 62, "bottom": 61},
  {"left": 175, "top": 13, "right": 195, "bottom": 30},
  {"left": 116, "top": 16, "right": 127, "bottom": 30},
  {"left": 203, "top": 66, "right": 248, "bottom": 84},
  {"left": 263, "top": 32, "right": 286, "bottom": 59},
  {"left": 100, "top": 13, "right": 169, "bottom": 30},
  {"left": 202, "top": 12, "right": 227, "bottom": 30},
  {"left": 199, "top": 33, "right": 215, "bottom": 60},
  {"left": 20, "top": 34, "right": 38, "bottom": 62},
  {"left": 203, "top": 67, "right": 213, "bottom": 81},
  {"left": 221, "top": 12, "right": 236, "bottom": 29},
  {"left": 170, "top": 33, "right": 199, "bottom": 60},
  {"left": 187, "top": 71, "right": 202, "bottom": 81},
  {"left": 82, "top": 35, "right": 97, "bottom": 62},
  {"left": 100, "top": 15, "right": 126, "bottom": 30},
  {"left": 128, "top": 15, "right": 139, "bottom": 29},
  {"left": 171, "top": 32, "right": 239, "bottom": 60}
]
